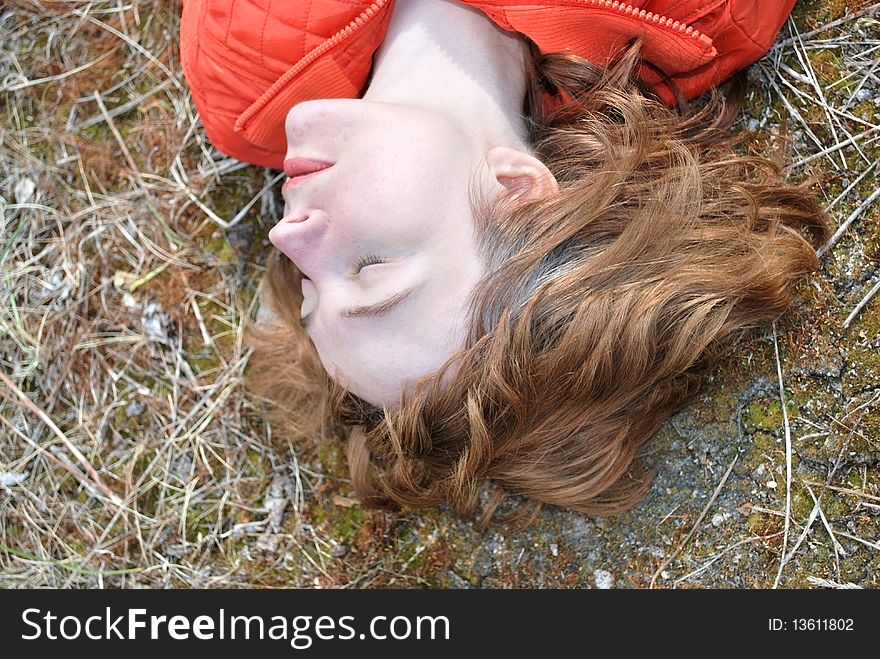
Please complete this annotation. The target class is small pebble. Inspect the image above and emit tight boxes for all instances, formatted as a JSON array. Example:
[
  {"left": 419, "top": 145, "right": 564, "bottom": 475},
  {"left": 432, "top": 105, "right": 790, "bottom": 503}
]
[
  {"left": 141, "top": 301, "right": 171, "bottom": 343},
  {"left": 711, "top": 512, "right": 731, "bottom": 527},
  {"left": 0, "top": 471, "right": 28, "bottom": 487},
  {"left": 766, "top": 480, "right": 778, "bottom": 490},
  {"left": 594, "top": 569, "right": 614, "bottom": 589},
  {"left": 331, "top": 544, "right": 349, "bottom": 558},
  {"left": 853, "top": 88, "right": 872, "bottom": 103},
  {"left": 125, "top": 400, "right": 145, "bottom": 417},
  {"left": 14, "top": 177, "right": 36, "bottom": 204},
  {"left": 549, "top": 543, "right": 559, "bottom": 557}
]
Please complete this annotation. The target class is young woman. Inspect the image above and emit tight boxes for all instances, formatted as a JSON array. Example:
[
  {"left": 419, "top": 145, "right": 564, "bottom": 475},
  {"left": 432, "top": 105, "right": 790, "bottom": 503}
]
[{"left": 180, "top": 0, "right": 830, "bottom": 521}]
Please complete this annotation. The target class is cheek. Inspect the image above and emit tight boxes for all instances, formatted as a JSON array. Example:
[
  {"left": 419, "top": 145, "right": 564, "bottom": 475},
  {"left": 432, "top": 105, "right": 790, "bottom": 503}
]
[
  {"left": 337, "top": 181, "right": 422, "bottom": 243},
  {"left": 371, "top": 175, "right": 454, "bottom": 239}
]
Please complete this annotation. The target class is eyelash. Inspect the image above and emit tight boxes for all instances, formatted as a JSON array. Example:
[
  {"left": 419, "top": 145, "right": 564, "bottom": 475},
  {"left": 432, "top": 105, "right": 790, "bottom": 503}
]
[{"left": 355, "top": 254, "right": 386, "bottom": 271}]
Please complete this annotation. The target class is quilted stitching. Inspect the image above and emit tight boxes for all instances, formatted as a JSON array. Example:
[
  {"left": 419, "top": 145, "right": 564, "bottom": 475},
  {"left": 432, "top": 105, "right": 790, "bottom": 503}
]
[
  {"left": 260, "top": 0, "right": 271, "bottom": 69},
  {"left": 208, "top": 0, "right": 373, "bottom": 76},
  {"left": 181, "top": 0, "right": 794, "bottom": 167}
]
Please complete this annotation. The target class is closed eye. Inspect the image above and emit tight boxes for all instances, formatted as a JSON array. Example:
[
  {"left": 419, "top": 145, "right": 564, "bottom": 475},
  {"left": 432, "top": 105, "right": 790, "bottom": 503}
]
[{"left": 355, "top": 254, "right": 386, "bottom": 272}]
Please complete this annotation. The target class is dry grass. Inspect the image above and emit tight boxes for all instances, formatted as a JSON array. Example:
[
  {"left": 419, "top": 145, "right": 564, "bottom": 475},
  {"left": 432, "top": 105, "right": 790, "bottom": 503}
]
[{"left": 1, "top": 0, "right": 878, "bottom": 588}]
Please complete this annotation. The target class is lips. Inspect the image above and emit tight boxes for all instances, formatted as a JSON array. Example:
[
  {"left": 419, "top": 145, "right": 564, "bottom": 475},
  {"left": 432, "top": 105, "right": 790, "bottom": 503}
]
[
  {"left": 283, "top": 157, "right": 334, "bottom": 177},
  {"left": 281, "top": 159, "right": 333, "bottom": 193}
]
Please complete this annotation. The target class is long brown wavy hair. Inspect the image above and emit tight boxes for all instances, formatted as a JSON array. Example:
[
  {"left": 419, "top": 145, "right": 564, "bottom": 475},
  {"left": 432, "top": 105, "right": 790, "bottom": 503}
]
[{"left": 243, "top": 42, "right": 830, "bottom": 524}]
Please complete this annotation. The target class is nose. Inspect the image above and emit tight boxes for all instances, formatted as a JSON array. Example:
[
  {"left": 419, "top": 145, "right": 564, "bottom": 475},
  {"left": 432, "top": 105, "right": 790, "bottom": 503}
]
[{"left": 268, "top": 208, "right": 332, "bottom": 275}]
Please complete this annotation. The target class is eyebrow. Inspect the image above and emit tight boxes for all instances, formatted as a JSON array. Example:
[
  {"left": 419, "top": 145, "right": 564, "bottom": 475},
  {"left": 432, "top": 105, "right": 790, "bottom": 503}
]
[{"left": 301, "top": 286, "right": 415, "bottom": 329}]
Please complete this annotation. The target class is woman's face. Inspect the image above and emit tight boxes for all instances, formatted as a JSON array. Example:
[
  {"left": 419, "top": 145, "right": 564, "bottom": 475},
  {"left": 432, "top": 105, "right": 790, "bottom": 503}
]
[{"left": 268, "top": 98, "right": 487, "bottom": 407}]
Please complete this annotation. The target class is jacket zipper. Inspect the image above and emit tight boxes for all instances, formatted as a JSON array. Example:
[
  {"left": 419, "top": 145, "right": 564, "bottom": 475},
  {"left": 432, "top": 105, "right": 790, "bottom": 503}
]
[
  {"left": 237, "top": 0, "right": 390, "bottom": 130},
  {"left": 239, "top": 0, "right": 710, "bottom": 129},
  {"left": 265, "top": 0, "right": 711, "bottom": 87},
  {"left": 541, "top": 0, "right": 710, "bottom": 44},
  {"left": 293, "top": 0, "right": 390, "bottom": 74}
]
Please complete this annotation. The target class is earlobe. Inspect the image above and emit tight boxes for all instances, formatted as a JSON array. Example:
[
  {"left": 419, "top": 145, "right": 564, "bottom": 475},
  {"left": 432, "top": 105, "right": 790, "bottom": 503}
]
[{"left": 486, "top": 145, "right": 559, "bottom": 202}]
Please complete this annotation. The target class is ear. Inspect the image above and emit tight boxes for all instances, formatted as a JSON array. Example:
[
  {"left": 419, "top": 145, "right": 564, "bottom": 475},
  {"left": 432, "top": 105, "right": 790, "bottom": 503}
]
[{"left": 485, "top": 145, "right": 559, "bottom": 202}]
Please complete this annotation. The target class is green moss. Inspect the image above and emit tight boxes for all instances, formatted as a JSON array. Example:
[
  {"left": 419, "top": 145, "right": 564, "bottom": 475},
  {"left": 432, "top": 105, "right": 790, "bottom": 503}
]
[
  {"left": 450, "top": 559, "right": 481, "bottom": 587},
  {"left": 314, "top": 437, "right": 347, "bottom": 475},
  {"left": 791, "top": 0, "right": 872, "bottom": 31},
  {"left": 791, "top": 486, "right": 814, "bottom": 520},
  {"left": 808, "top": 49, "right": 845, "bottom": 88},
  {"left": 329, "top": 506, "right": 366, "bottom": 544},
  {"left": 707, "top": 387, "right": 740, "bottom": 420},
  {"left": 744, "top": 400, "right": 782, "bottom": 432},
  {"left": 79, "top": 122, "right": 113, "bottom": 144},
  {"left": 842, "top": 347, "right": 880, "bottom": 394},
  {"left": 752, "top": 431, "right": 776, "bottom": 452},
  {"left": 112, "top": 404, "right": 145, "bottom": 438},
  {"left": 186, "top": 351, "right": 223, "bottom": 376},
  {"left": 202, "top": 169, "right": 267, "bottom": 223},
  {"left": 203, "top": 232, "right": 236, "bottom": 262},
  {"left": 747, "top": 511, "right": 780, "bottom": 536}
]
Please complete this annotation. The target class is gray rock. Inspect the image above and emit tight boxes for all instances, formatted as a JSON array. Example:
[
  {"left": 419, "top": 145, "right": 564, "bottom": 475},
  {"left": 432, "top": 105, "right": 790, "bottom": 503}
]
[{"left": 594, "top": 569, "right": 614, "bottom": 589}]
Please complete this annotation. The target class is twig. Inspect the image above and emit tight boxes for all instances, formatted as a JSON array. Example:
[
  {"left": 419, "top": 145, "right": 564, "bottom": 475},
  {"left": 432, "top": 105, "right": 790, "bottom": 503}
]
[
  {"left": 1, "top": 50, "right": 115, "bottom": 92},
  {"left": 841, "top": 389, "right": 880, "bottom": 422},
  {"left": 0, "top": 370, "right": 123, "bottom": 508},
  {"left": 228, "top": 171, "right": 285, "bottom": 226},
  {"left": 189, "top": 297, "right": 213, "bottom": 347},
  {"left": 818, "top": 185, "right": 880, "bottom": 257},
  {"left": 771, "top": 67, "right": 879, "bottom": 133},
  {"left": 791, "top": 24, "right": 848, "bottom": 169},
  {"left": 771, "top": 323, "right": 792, "bottom": 589},
  {"left": 801, "top": 480, "right": 880, "bottom": 502},
  {"left": 92, "top": 90, "right": 146, "bottom": 190},
  {"left": 649, "top": 452, "right": 739, "bottom": 588},
  {"left": 767, "top": 77, "right": 839, "bottom": 169},
  {"left": 842, "top": 57, "right": 880, "bottom": 111},
  {"left": 836, "top": 531, "right": 880, "bottom": 552},
  {"left": 746, "top": 505, "right": 786, "bottom": 517},
  {"left": 76, "top": 80, "right": 172, "bottom": 131},
  {"left": 0, "top": 414, "right": 99, "bottom": 496},
  {"left": 782, "top": 436, "right": 853, "bottom": 570},
  {"left": 674, "top": 533, "right": 784, "bottom": 586},
  {"left": 73, "top": 12, "right": 185, "bottom": 92},
  {"left": 782, "top": 490, "right": 822, "bottom": 564},
  {"left": 804, "top": 483, "right": 847, "bottom": 559},
  {"left": 774, "top": 4, "right": 880, "bottom": 48},
  {"left": 786, "top": 126, "right": 879, "bottom": 171},
  {"left": 826, "top": 159, "right": 878, "bottom": 211},
  {"left": 843, "top": 277, "right": 880, "bottom": 329},
  {"left": 806, "top": 576, "right": 863, "bottom": 589},
  {"left": 656, "top": 503, "right": 681, "bottom": 529}
]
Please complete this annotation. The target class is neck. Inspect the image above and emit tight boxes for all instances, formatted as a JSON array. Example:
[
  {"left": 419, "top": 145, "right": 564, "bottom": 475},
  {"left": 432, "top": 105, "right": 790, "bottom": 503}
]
[{"left": 363, "top": 0, "right": 531, "bottom": 148}]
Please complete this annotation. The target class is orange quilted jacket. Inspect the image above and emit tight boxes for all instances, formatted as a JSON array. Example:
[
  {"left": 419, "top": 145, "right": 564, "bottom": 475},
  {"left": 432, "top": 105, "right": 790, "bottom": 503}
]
[{"left": 180, "top": 0, "right": 796, "bottom": 168}]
